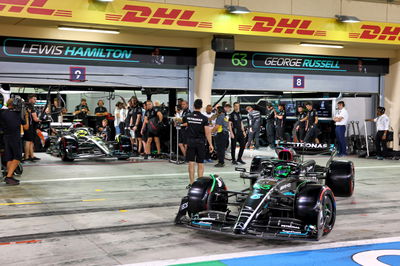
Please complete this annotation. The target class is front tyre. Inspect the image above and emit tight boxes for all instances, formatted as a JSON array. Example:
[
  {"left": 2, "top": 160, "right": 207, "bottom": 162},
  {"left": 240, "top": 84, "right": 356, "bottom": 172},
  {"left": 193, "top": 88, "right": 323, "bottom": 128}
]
[
  {"left": 326, "top": 160, "right": 355, "bottom": 197},
  {"left": 295, "top": 184, "right": 336, "bottom": 239}
]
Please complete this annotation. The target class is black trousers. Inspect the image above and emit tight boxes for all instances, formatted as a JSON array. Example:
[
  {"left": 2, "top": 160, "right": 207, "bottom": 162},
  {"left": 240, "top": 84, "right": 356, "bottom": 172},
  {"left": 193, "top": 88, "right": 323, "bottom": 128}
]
[
  {"left": 231, "top": 131, "right": 245, "bottom": 161},
  {"left": 266, "top": 122, "right": 275, "bottom": 147},
  {"left": 376, "top": 131, "right": 388, "bottom": 157},
  {"left": 216, "top": 132, "right": 229, "bottom": 164},
  {"left": 276, "top": 125, "right": 284, "bottom": 141}
]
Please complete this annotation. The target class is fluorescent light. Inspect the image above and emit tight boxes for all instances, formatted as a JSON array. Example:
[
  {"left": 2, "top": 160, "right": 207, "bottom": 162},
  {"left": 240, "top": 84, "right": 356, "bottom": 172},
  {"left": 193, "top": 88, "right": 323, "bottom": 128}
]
[
  {"left": 58, "top": 26, "right": 120, "bottom": 35},
  {"left": 225, "top": 5, "right": 250, "bottom": 14},
  {"left": 96, "top": 0, "right": 114, "bottom": 2},
  {"left": 335, "top": 15, "right": 360, "bottom": 23},
  {"left": 299, "top": 42, "right": 344, "bottom": 49}
]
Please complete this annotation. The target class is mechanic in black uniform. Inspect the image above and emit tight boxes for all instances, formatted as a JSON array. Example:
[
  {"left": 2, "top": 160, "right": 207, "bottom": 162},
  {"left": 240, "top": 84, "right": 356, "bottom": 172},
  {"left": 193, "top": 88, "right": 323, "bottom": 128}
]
[
  {"left": 265, "top": 103, "right": 275, "bottom": 148},
  {"left": 183, "top": 99, "right": 213, "bottom": 185},
  {"left": 229, "top": 102, "right": 246, "bottom": 165},
  {"left": 74, "top": 98, "right": 90, "bottom": 126},
  {"left": 295, "top": 105, "right": 307, "bottom": 142},
  {"left": 94, "top": 100, "right": 108, "bottom": 130},
  {"left": 246, "top": 106, "right": 261, "bottom": 149},
  {"left": 23, "top": 94, "right": 41, "bottom": 162},
  {"left": 275, "top": 103, "right": 286, "bottom": 141},
  {"left": 130, "top": 98, "right": 143, "bottom": 155},
  {"left": 0, "top": 98, "right": 29, "bottom": 185},
  {"left": 177, "top": 100, "right": 191, "bottom": 158},
  {"left": 141, "top": 100, "right": 163, "bottom": 159},
  {"left": 303, "top": 101, "right": 320, "bottom": 143},
  {"left": 48, "top": 98, "right": 66, "bottom": 122}
]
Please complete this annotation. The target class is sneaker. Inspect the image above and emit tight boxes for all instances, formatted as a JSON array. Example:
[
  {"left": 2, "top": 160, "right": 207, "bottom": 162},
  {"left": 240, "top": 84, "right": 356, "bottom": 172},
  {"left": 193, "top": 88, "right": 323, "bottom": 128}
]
[
  {"left": 377, "top": 156, "right": 384, "bottom": 160},
  {"left": 31, "top": 157, "right": 41, "bottom": 161},
  {"left": 186, "top": 184, "right": 192, "bottom": 189},
  {"left": 232, "top": 160, "right": 238, "bottom": 165},
  {"left": 4, "top": 177, "right": 20, "bottom": 185},
  {"left": 214, "top": 163, "right": 224, "bottom": 168},
  {"left": 143, "top": 154, "right": 149, "bottom": 160},
  {"left": 206, "top": 159, "right": 213, "bottom": 163},
  {"left": 237, "top": 159, "right": 246, "bottom": 165}
]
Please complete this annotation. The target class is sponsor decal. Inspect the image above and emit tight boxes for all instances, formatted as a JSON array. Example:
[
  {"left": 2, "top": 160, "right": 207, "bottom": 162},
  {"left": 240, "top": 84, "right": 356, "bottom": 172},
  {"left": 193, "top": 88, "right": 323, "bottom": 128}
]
[{"left": 0, "top": 1, "right": 399, "bottom": 46}]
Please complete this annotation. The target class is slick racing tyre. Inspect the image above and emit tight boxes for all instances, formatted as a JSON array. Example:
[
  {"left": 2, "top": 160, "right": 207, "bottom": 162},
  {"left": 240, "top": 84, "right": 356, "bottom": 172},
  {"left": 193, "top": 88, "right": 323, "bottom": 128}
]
[
  {"left": 326, "top": 160, "right": 355, "bottom": 197},
  {"left": 187, "top": 176, "right": 228, "bottom": 216},
  {"left": 61, "top": 152, "right": 74, "bottom": 162},
  {"left": 295, "top": 184, "right": 336, "bottom": 239}
]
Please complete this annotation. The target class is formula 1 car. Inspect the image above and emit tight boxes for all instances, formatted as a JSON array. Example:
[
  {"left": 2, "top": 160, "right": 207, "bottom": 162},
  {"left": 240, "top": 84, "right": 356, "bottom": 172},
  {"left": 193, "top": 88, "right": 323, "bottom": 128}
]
[
  {"left": 175, "top": 142, "right": 355, "bottom": 241},
  {"left": 46, "top": 125, "right": 132, "bottom": 161}
]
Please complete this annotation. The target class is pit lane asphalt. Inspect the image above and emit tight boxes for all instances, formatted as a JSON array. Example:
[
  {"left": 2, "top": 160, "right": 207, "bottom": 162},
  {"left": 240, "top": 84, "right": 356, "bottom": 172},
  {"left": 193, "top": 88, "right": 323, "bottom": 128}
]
[{"left": 0, "top": 152, "right": 399, "bottom": 265}]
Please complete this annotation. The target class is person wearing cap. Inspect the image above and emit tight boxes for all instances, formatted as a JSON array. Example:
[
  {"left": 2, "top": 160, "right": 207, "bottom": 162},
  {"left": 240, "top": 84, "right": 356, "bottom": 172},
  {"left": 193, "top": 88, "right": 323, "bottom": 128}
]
[
  {"left": 366, "top": 106, "right": 390, "bottom": 160},
  {"left": 303, "top": 101, "right": 320, "bottom": 143},
  {"left": 333, "top": 101, "right": 349, "bottom": 157},
  {"left": 74, "top": 98, "right": 90, "bottom": 126}
]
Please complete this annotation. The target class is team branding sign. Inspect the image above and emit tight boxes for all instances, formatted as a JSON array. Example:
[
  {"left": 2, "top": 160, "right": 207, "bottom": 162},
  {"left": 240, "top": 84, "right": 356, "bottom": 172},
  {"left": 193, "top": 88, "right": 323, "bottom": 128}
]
[
  {"left": 0, "top": 37, "right": 197, "bottom": 66},
  {"left": 1, "top": 0, "right": 400, "bottom": 45},
  {"left": 216, "top": 52, "right": 389, "bottom": 74}
]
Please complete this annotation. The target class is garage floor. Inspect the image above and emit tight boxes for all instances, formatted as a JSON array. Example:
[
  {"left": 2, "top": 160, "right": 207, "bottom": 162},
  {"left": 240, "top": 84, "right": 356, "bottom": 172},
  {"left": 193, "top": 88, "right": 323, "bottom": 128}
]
[{"left": 0, "top": 151, "right": 399, "bottom": 265}]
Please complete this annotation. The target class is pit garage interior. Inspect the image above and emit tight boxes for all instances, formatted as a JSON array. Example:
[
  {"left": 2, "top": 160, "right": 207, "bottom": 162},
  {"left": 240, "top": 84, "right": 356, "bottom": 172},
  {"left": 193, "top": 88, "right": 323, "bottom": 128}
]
[{"left": 1, "top": 0, "right": 400, "bottom": 266}]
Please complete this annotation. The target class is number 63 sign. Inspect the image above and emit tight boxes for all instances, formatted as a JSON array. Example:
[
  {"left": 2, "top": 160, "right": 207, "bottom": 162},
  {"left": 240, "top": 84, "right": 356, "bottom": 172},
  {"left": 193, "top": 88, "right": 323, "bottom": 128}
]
[{"left": 70, "top": 67, "right": 86, "bottom": 82}]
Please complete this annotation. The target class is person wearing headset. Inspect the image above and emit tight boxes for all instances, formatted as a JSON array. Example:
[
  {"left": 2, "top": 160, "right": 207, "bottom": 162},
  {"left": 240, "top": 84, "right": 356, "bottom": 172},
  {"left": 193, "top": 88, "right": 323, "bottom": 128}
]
[{"left": 366, "top": 106, "right": 390, "bottom": 160}]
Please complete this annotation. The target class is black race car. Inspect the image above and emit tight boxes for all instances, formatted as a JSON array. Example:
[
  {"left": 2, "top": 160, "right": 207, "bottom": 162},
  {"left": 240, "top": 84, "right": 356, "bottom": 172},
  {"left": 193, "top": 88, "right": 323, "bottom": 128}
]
[
  {"left": 46, "top": 124, "right": 132, "bottom": 161},
  {"left": 175, "top": 143, "right": 355, "bottom": 241}
]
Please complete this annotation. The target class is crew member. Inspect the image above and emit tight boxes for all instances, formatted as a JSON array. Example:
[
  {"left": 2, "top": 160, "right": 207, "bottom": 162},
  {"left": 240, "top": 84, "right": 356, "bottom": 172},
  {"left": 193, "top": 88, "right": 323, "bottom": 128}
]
[
  {"left": 183, "top": 99, "right": 213, "bottom": 185},
  {"left": 74, "top": 98, "right": 90, "bottom": 126},
  {"left": 130, "top": 97, "right": 143, "bottom": 154},
  {"left": 177, "top": 100, "right": 191, "bottom": 157},
  {"left": 246, "top": 106, "right": 261, "bottom": 149},
  {"left": 295, "top": 105, "right": 307, "bottom": 142},
  {"left": 202, "top": 104, "right": 215, "bottom": 162},
  {"left": 47, "top": 98, "right": 66, "bottom": 123},
  {"left": 333, "top": 101, "right": 349, "bottom": 157},
  {"left": 213, "top": 105, "right": 230, "bottom": 167},
  {"left": 366, "top": 106, "right": 390, "bottom": 160},
  {"left": 275, "top": 103, "right": 286, "bottom": 141},
  {"left": 23, "top": 94, "right": 41, "bottom": 161},
  {"left": 265, "top": 103, "right": 275, "bottom": 148},
  {"left": 229, "top": 102, "right": 246, "bottom": 165},
  {"left": 94, "top": 100, "right": 108, "bottom": 129},
  {"left": 141, "top": 100, "right": 163, "bottom": 159},
  {"left": 0, "top": 98, "right": 29, "bottom": 185},
  {"left": 304, "top": 102, "right": 320, "bottom": 143}
]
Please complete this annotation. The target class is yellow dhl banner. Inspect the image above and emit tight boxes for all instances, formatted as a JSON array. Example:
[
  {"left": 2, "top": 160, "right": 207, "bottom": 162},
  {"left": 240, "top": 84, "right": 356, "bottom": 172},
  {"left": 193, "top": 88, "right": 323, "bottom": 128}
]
[{"left": 1, "top": 0, "right": 400, "bottom": 45}]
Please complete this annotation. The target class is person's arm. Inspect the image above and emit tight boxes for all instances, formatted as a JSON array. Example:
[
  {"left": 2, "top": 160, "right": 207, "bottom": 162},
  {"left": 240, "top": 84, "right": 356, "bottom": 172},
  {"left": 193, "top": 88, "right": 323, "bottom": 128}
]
[
  {"left": 229, "top": 121, "right": 235, "bottom": 139},
  {"left": 141, "top": 116, "right": 148, "bottom": 134},
  {"left": 205, "top": 126, "right": 214, "bottom": 153},
  {"left": 32, "top": 112, "right": 40, "bottom": 122},
  {"left": 73, "top": 106, "right": 80, "bottom": 115},
  {"left": 135, "top": 113, "right": 142, "bottom": 129},
  {"left": 365, "top": 118, "right": 375, "bottom": 122},
  {"left": 314, "top": 115, "right": 319, "bottom": 125},
  {"left": 300, "top": 115, "right": 308, "bottom": 122},
  {"left": 157, "top": 111, "right": 163, "bottom": 122},
  {"left": 22, "top": 112, "right": 29, "bottom": 131}
]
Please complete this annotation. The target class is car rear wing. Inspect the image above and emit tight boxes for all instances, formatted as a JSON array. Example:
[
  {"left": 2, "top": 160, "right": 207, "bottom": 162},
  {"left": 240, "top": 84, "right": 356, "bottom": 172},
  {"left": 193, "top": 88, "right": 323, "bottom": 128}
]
[{"left": 276, "top": 141, "right": 336, "bottom": 156}]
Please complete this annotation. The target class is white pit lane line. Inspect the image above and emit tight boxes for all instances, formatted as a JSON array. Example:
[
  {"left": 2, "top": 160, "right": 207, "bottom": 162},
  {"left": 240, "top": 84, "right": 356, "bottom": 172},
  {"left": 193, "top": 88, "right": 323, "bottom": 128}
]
[
  {"left": 124, "top": 236, "right": 400, "bottom": 266},
  {"left": 22, "top": 164, "right": 400, "bottom": 183}
]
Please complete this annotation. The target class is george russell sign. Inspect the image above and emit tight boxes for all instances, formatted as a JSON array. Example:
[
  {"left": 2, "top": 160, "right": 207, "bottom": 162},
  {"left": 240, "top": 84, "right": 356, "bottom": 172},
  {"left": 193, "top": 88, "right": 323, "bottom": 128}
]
[
  {"left": 216, "top": 52, "right": 389, "bottom": 74},
  {"left": 1, "top": 1, "right": 400, "bottom": 45},
  {"left": 0, "top": 37, "right": 197, "bottom": 67}
]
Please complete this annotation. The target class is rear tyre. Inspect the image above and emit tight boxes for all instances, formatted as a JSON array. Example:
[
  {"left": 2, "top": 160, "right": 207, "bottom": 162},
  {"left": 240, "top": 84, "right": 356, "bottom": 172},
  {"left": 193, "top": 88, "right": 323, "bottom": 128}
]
[
  {"left": 326, "top": 160, "right": 354, "bottom": 197},
  {"left": 295, "top": 184, "right": 336, "bottom": 239}
]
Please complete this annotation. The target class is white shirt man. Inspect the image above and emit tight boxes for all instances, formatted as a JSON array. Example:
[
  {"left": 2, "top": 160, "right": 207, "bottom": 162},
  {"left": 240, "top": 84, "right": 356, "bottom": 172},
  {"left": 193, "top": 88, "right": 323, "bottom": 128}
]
[
  {"left": 333, "top": 101, "right": 349, "bottom": 156},
  {"left": 374, "top": 114, "right": 390, "bottom": 131}
]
